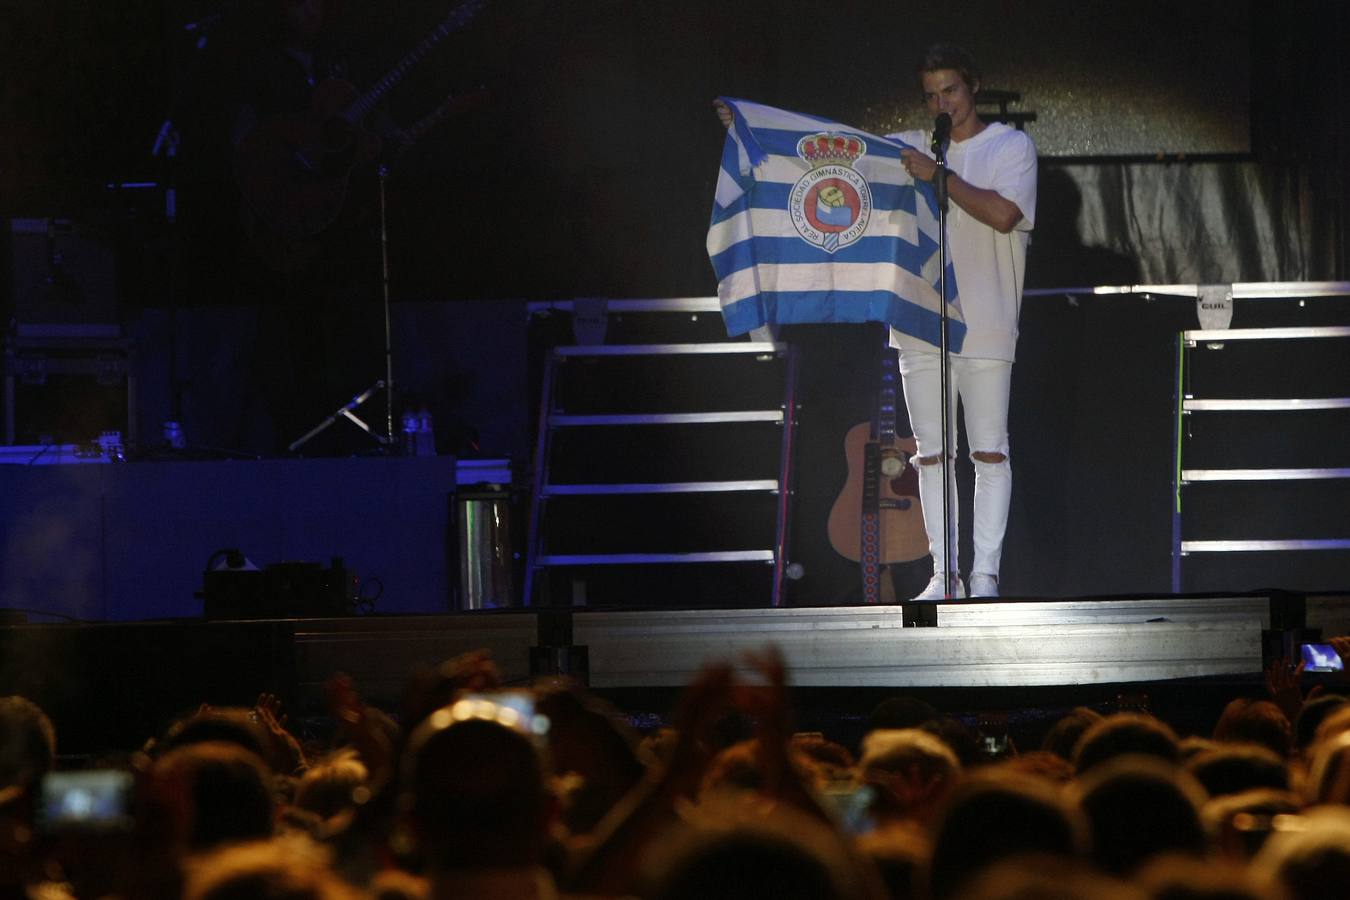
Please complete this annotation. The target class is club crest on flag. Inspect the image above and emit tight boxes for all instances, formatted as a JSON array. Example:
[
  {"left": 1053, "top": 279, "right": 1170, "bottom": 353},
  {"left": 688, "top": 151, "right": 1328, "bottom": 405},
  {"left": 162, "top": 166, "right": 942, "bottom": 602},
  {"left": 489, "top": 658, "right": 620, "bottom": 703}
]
[
  {"left": 708, "top": 98, "right": 963, "bottom": 349},
  {"left": 789, "top": 132, "right": 872, "bottom": 254}
]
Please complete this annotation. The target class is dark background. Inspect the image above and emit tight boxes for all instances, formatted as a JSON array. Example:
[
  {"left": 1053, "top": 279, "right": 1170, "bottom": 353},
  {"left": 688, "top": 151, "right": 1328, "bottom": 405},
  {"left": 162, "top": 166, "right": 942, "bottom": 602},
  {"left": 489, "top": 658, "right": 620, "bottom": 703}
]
[
  {"left": 4, "top": 0, "right": 1342, "bottom": 302},
  {"left": 2, "top": 0, "right": 1349, "bottom": 606}
]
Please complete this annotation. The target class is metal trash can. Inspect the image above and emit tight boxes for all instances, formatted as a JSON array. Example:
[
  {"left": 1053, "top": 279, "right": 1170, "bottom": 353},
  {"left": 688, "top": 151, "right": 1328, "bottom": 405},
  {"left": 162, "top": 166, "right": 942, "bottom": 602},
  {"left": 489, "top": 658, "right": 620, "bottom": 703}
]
[{"left": 454, "top": 487, "right": 517, "bottom": 609}]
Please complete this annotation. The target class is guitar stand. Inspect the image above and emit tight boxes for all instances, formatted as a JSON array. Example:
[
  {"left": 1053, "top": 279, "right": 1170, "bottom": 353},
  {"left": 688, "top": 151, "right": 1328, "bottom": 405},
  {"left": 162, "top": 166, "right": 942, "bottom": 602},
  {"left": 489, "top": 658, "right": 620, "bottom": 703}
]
[{"left": 288, "top": 380, "right": 392, "bottom": 453}]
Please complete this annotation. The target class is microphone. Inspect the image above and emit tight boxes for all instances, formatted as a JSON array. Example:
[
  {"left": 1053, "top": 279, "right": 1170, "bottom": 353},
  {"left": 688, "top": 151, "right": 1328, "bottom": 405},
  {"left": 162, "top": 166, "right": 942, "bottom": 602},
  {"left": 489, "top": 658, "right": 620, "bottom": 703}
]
[{"left": 931, "top": 113, "right": 952, "bottom": 155}]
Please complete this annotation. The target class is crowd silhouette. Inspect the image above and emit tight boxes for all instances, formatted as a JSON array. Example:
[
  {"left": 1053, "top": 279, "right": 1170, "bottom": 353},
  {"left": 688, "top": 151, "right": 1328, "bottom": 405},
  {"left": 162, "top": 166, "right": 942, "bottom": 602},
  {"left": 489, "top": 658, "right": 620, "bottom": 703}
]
[{"left": 5, "top": 637, "right": 1350, "bottom": 899}]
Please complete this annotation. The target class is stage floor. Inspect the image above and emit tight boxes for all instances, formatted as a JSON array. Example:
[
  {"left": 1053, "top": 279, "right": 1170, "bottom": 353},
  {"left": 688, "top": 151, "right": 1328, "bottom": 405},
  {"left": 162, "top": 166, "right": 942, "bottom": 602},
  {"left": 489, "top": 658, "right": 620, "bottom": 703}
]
[
  {"left": 4, "top": 590, "right": 1348, "bottom": 757},
  {"left": 290, "top": 591, "right": 1350, "bottom": 704}
]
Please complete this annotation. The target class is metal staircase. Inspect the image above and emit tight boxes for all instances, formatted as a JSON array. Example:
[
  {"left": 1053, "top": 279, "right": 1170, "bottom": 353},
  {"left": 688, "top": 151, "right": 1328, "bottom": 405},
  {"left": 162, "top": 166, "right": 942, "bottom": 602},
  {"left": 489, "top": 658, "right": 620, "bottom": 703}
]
[
  {"left": 1173, "top": 305, "right": 1350, "bottom": 590},
  {"left": 525, "top": 339, "right": 799, "bottom": 607}
]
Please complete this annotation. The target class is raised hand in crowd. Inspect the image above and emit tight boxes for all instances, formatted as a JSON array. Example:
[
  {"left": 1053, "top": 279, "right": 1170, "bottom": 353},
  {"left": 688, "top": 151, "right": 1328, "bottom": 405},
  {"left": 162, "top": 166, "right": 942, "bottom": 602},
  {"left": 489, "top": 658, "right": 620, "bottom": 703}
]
[
  {"left": 1264, "top": 657, "right": 1322, "bottom": 738},
  {"left": 731, "top": 646, "right": 837, "bottom": 825},
  {"left": 153, "top": 702, "right": 301, "bottom": 779},
  {"left": 1265, "top": 636, "right": 1350, "bottom": 734},
  {"left": 324, "top": 672, "right": 394, "bottom": 786},
  {"left": 254, "top": 692, "right": 307, "bottom": 776},
  {"left": 401, "top": 648, "right": 502, "bottom": 734},
  {"left": 567, "top": 660, "right": 737, "bottom": 894},
  {"left": 1331, "top": 635, "right": 1350, "bottom": 668},
  {"left": 533, "top": 679, "right": 646, "bottom": 839}
]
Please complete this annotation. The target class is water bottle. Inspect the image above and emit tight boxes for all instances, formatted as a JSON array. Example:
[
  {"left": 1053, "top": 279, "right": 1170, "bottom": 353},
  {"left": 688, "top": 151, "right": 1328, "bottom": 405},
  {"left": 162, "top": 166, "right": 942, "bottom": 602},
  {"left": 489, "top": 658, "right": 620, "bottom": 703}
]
[
  {"left": 401, "top": 409, "right": 418, "bottom": 456},
  {"left": 163, "top": 420, "right": 186, "bottom": 450},
  {"left": 415, "top": 407, "right": 435, "bottom": 457}
]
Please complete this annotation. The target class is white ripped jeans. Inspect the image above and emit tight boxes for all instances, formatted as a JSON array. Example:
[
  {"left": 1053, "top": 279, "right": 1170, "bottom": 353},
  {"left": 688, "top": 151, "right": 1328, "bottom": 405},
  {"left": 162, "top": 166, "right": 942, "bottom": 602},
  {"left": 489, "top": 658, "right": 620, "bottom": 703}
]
[{"left": 897, "top": 350, "right": 1013, "bottom": 579}]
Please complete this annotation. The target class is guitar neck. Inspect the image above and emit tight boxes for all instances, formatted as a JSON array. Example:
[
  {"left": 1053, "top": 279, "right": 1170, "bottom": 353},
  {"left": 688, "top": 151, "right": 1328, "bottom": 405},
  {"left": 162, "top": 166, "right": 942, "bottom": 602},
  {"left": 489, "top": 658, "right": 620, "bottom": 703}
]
[
  {"left": 405, "top": 86, "right": 488, "bottom": 143},
  {"left": 344, "top": 0, "right": 484, "bottom": 124}
]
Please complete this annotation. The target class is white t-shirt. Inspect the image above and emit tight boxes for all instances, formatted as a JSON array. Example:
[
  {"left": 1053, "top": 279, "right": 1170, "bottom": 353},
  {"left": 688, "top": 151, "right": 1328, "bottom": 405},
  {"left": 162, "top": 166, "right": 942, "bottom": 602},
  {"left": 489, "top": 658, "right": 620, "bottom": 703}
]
[{"left": 888, "top": 122, "right": 1038, "bottom": 361}]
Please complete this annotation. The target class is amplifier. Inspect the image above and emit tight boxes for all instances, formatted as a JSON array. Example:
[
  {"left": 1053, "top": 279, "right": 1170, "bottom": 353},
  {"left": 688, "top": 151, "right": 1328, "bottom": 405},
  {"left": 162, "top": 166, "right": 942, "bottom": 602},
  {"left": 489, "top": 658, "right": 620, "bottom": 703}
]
[
  {"left": 203, "top": 559, "right": 353, "bottom": 620},
  {"left": 8, "top": 218, "right": 118, "bottom": 337},
  {"left": 3, "top": 335, "right": 134, "bottom": 445}
]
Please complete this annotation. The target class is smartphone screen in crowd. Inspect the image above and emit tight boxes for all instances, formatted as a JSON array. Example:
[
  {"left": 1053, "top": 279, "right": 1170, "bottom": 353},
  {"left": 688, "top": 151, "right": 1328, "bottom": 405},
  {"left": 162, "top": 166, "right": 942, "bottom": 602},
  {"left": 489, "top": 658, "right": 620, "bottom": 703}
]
[
  {"left": 1301, "top": 643, "right": 1344, "bottom": 673},
  {"left": 38, "top": 770, "right": 135, "bottom": 833}
]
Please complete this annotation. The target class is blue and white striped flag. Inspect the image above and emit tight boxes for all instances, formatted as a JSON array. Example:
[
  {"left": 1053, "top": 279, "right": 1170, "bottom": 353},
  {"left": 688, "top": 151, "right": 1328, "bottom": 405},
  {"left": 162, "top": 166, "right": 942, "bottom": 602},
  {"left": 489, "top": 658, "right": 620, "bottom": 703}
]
[{"left": 707, "top": 98, "right": 963, "bottom": 350}]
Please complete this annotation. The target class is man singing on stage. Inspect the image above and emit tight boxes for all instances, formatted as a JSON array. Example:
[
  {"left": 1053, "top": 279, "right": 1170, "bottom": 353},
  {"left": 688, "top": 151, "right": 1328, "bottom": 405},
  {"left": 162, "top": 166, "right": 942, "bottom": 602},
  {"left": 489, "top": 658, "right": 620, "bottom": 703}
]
[{"left": 892, "top": 44, "right": 1038, "bottom": 600}]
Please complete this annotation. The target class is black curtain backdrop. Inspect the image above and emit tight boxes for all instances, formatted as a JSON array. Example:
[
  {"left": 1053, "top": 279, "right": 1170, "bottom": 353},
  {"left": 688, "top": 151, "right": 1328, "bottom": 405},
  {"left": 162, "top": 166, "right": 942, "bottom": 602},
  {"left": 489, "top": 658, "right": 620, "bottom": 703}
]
[
  {"left": 3, "top": 0, "right": 1350, "bottom": 600},
  {"left": 7, "top": 0, "right": 1347, "bottom": 307}
]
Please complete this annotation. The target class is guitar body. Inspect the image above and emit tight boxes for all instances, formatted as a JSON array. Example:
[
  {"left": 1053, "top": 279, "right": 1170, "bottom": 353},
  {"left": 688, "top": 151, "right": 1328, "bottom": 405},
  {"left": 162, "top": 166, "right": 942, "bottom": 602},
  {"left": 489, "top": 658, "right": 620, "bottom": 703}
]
[
  {"left": 827, "top": 423, "right": 928, "bottom": 564},
  {"left": 238, "top": 203, "right": 322, "bottom": 274},
  {"left": 235, "top": 78, "right": 383, "bottom": 241}
]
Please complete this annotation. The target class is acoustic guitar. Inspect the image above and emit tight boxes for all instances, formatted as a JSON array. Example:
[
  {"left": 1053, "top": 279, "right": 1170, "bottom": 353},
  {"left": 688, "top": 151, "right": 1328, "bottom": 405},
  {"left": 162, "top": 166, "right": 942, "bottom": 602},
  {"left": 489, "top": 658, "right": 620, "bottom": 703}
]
[
  {"left": 826, "top": 346, "right": 928, "bottom": 603},
  {"left": 235, "top": 0, "right": 486, "bottom": 242}
]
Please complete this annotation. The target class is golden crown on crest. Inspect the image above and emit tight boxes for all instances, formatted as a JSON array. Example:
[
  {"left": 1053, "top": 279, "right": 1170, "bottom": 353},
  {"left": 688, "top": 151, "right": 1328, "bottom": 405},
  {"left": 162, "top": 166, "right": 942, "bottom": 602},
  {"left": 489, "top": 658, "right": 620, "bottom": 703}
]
[{"left": 797, "top": 133, "right": 867, "bottom": 168}]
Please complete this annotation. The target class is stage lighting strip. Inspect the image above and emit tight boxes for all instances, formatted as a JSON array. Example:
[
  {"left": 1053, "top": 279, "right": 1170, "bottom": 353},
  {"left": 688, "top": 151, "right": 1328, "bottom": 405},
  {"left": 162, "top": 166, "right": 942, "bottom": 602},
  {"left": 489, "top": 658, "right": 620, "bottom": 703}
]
[
  {"left": 1183, "top": 326, "right": 1350, "bottom": 346},
  {"left": 1181, "top": 468, "right": 1350, "bottom": 482},
  {"left": 543, "top": 480, "right": 780, "bottom": 495},
  {"left": 552, "top": 342, "right": 781, "bottom": 356},
  {"left": 1182, "top": 398, "right": 1350, "bottom": 411},
  {"left": 1181, "top": 539, "right": 1350, "bottom": 553},
  {"left": 536, "top": 551, "right": 777, "bottom": 565},
  {"left": 549, "top": 411, "right": 784, "bottom": 427}
]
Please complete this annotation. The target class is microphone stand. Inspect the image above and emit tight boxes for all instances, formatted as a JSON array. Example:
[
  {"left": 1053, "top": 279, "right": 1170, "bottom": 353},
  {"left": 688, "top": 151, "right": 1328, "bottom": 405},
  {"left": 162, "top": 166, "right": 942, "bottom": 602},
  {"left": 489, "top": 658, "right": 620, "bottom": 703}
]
[
  {"left": 148, "top": 9, "right": 224, "bottom": 453},
  {"left": 931, "top": 130, "right": 955, "bottom": 599},
  {"left": 288, "top": 164, "right": 396, "bottom": 453}
]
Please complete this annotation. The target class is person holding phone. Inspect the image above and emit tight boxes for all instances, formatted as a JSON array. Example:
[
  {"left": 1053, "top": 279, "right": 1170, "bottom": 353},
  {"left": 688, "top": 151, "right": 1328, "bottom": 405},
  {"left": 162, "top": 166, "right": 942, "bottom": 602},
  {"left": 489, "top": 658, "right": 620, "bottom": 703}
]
[{"left": 1302, "top": 642, "right": 1345, "bottom": 673}]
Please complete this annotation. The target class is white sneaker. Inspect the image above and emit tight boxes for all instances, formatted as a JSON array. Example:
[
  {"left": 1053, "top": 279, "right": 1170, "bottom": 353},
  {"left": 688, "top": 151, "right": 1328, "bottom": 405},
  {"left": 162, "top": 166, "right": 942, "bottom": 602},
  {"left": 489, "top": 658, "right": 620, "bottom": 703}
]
[
  {"left": 912, "top": 572, "right": 966, "bottom": 601},
  {"left": 969, "top": 573, "right": 999, "bottom": 597}
]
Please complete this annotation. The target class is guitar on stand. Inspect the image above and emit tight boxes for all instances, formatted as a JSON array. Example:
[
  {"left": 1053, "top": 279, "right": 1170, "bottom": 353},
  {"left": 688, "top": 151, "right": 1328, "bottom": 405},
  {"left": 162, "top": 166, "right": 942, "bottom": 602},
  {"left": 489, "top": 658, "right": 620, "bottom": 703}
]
[
  {"left": 235, "top": 0, "right": 486, "bottom": 253},
  {"left": 826, "top": 345, "right": 928, "bottom": 604},
  {"left": 237, "top": 1, "right": 486, "bottom": 454}
]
